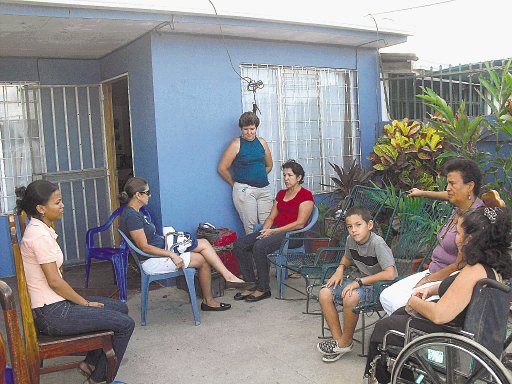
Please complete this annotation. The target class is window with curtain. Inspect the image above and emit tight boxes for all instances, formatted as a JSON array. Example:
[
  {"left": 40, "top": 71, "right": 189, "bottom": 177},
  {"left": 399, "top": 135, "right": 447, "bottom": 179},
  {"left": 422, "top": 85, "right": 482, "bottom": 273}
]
[
  {"left": 240, "top": 64, "right": 360, "bottom": 194},
  {"left": 0, "top": 84, "right": 42, "bottom": 213}
]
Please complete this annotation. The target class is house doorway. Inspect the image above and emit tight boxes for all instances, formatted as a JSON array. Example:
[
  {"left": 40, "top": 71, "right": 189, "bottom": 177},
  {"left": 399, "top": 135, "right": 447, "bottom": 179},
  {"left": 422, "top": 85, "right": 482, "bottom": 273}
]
[{"left": 103, "top": 76, "right": 133, "bottom": 210}]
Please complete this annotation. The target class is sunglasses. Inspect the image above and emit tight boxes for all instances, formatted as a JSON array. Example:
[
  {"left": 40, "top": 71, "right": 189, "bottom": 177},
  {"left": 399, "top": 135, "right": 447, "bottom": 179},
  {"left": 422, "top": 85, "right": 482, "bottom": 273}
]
[{"left": 139, "top": 190, "right": 151, "bottom": 196}]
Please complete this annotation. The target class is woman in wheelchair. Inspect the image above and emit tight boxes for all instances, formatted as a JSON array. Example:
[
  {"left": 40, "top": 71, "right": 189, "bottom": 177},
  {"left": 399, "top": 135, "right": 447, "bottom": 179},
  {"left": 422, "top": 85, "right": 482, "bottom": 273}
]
[
  {"left": 364, "top": 206, "right": 512, "bottom": 383},
  {"left": 119, "top": 177, "right": 250, "bottom": 312}
]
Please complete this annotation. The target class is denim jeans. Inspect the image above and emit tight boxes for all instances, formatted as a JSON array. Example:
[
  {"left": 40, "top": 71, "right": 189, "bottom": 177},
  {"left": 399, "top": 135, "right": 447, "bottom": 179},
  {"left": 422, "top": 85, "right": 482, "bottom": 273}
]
[
  {"left": 33, "top": 296, "right": 135, "bottom": 382},
  {"left": 234, "top": 230, "right": 286, "bottom": 292}
]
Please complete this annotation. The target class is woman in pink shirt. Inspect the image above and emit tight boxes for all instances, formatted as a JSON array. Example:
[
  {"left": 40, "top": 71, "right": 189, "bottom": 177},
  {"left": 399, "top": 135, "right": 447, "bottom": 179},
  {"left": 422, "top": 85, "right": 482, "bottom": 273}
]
[{"left": 17, "top": 180, "right": 135, "bottom": 384}]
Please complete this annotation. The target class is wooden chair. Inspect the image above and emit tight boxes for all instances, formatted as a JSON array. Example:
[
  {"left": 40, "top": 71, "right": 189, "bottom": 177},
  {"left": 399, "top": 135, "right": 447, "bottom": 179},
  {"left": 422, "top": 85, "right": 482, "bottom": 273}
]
[
  {"left": 0, "top": 329, "right": 5, "bottom": 384},
  {"left": 8, "top": 214, "right": 117, "bottom": 384},
  {"left": 0, "top": 280, "right": 30, "bottom": 384}
]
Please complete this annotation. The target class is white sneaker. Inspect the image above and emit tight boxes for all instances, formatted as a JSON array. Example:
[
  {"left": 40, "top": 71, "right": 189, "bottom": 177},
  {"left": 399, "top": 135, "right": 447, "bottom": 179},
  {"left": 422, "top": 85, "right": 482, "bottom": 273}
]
[
  {"left": 321, "top": 343, "right": 353, "bottom": 362},
  {"left": 322, "top": 353, "right": 344, "bottom": 362},
  {"left": 317, "top": 339, "right": 353, "bottom": 356}
]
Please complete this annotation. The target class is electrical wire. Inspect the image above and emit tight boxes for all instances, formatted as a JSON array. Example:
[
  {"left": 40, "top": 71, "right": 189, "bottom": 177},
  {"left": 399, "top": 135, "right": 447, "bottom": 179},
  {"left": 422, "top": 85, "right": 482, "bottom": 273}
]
[
  {"left": 366, "top": 0, "right": 457, "bottom": 122},
  {"left": 365, "top": 14, "right": 392, "bottom": 122},
  {"left": 366, "top": 0, "right": 456, "bottom": 16},
  {"left": 206, "top": 0, "right": 264, "bottom": 113}
]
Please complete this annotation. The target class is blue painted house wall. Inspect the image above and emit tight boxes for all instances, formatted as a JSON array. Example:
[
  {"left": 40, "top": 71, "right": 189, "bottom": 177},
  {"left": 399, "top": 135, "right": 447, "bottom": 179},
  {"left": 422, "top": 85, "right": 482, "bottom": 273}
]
[
  {"left": 0, "top": 20, "right": 386, "bottom": 277},
  {"left": 150, "top": 32, "right": 381, "bottom": 234},
  {"left": 100, "top": 34, "right": 163, "bottom": 230}
]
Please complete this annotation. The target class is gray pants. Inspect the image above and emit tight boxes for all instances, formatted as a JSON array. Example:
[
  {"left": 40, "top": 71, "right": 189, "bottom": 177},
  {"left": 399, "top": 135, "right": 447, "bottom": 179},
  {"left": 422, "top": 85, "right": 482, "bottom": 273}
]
[{"left": 232, "top": 182, "right": 273, "bottom": 234}]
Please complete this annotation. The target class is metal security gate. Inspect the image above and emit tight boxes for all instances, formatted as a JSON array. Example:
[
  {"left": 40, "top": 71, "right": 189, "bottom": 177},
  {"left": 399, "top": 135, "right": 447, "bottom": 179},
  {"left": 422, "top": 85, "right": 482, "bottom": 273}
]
[{"left": 30, "top": 84, "right": 113, "bottom": 264}]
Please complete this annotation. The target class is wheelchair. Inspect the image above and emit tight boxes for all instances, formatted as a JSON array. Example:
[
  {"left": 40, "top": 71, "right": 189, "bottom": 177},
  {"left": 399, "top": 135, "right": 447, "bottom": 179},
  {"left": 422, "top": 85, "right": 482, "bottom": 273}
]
[{"left": 368, "top": 278, "right": 512, "bottom": 384}]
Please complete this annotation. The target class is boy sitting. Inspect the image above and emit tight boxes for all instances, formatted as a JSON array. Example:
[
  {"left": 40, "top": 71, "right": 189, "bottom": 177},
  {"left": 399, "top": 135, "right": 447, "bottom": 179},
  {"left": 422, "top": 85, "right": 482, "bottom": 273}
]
[{"left": 316, "top": 206, "right": 397, "bottom": 362}]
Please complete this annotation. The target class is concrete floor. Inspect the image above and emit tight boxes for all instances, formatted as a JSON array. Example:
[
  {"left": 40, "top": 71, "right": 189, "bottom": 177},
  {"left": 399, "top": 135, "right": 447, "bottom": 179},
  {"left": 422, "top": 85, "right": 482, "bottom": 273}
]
[{"left": 1, "top": 261, "right": 374, "bottom": 384}]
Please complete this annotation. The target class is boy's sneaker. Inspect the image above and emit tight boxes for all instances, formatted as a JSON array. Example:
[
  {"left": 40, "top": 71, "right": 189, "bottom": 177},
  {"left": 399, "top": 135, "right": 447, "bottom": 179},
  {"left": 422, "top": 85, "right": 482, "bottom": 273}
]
[
  {"left": 322, "top": 353, "right": 344, "bottom": 363},
  {"left": 317, "top": 339, "right": 353, "bottom": 356}
]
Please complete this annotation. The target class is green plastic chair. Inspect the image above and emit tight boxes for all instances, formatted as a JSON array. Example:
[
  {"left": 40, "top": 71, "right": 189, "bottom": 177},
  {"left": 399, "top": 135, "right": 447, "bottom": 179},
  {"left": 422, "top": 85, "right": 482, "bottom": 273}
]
[
  {"left": 320, "top": 193, "right": 454, "bottom": 355},
  {"left": 267, "top": 185, "right": 391, "bottom": 312}
]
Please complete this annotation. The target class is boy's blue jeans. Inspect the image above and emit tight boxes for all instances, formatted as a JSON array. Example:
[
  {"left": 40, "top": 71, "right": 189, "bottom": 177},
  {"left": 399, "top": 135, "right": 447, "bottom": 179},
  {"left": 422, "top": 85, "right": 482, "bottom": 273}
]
[
  {"left": 328, "top": 279, "right": 374, "bottom": 305},
  {"left": 33, "top": 295, "right": 135, "bottom": 382}
]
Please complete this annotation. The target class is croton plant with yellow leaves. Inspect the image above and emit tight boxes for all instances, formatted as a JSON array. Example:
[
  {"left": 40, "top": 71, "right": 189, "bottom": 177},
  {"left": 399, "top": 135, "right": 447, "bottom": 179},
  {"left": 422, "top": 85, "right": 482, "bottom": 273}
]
[{"left": 369, "top": 118, "right": 446, "bottom": 191}]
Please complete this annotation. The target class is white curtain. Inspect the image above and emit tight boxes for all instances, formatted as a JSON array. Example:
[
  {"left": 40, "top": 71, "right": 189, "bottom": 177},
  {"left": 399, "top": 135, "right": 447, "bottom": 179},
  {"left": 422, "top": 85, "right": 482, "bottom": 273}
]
[{"left": 241, "top": 65, "right": 360, "bottom": 193}]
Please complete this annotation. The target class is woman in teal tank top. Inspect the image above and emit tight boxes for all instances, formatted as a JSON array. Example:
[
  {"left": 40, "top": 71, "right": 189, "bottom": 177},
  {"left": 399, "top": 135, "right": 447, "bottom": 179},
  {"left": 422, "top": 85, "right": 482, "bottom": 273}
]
[{"left": 218, "top": 112, "right": 274, "bottom": 234}]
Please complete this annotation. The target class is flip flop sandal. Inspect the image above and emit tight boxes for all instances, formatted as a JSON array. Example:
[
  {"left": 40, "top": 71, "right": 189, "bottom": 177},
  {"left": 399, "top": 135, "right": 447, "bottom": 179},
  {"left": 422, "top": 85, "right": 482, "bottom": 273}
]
[{"left": 78, "top": 362, "right": 94, "bottom": 379}]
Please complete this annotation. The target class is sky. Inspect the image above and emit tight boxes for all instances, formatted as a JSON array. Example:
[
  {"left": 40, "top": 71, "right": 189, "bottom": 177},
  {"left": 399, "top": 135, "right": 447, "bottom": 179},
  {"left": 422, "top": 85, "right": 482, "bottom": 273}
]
[
  {"left": 28, "top": 0, "right": 511, "bottom": 68},
  {"left": 194, "top": 0, "right": 510, "bottom": 69}
]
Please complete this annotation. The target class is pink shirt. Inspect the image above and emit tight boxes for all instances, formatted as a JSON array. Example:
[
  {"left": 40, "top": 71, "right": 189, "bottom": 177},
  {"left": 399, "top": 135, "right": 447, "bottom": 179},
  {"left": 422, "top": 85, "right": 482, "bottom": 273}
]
[
  {"left": 429, "top": 198, "right": 484, "bottom": 273},
  {"left": 20, "top": 218, "right": 65, "bottom": 309}
]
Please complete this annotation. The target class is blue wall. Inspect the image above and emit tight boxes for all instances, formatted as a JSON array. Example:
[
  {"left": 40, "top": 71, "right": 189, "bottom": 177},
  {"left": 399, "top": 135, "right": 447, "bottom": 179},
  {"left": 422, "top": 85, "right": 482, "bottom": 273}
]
[
  {"left": 100, "top": 33, "right": 163, "bottom": 230},
  {"left": 150, "top": 33, "right": 381, "bottom": 234},
  {"left": 0, "top": 33, "right": 382, "bottom": 276}
]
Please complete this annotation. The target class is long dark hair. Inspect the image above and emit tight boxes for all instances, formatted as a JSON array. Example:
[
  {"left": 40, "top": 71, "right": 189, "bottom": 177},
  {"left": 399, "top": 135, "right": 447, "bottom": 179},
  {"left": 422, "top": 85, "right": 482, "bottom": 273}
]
[
  {"left": 461, "top": 206, "right": 512, "bottom": 279},
  {"left": 119, "top": 177, "right": 148, "bottom": 204},
  {"left": 15, "top": 180, "right": 59, "bottom": 219}
]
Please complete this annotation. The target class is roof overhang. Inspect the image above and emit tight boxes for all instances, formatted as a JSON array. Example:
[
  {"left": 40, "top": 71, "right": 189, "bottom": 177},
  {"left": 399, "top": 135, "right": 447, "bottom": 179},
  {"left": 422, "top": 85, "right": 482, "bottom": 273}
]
[{"left": 0, "top": 1, "right": 409, "bottom": 59}]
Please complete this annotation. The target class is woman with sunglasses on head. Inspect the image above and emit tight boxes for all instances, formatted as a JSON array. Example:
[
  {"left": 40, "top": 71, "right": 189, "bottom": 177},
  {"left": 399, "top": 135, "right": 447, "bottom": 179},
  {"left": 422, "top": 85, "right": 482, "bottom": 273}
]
[
  {"left": 16, "top": 180, "right": 135, "bottom": 384},
  {"left": 119, "top": 177, "right": 251, "bottom": 312}
]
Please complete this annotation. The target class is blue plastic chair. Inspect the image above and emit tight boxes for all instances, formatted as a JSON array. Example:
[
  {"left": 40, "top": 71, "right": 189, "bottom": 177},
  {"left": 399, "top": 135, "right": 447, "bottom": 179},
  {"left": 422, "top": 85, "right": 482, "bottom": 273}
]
[
  {"left": 118, "top": 229, "right": 201, "bottom": 326},
  {"left": 256, "top": 204, "right": 319, "bottom": 299},
  {"left": 85, "top": 205, "right": 129, "bottom": 301}
]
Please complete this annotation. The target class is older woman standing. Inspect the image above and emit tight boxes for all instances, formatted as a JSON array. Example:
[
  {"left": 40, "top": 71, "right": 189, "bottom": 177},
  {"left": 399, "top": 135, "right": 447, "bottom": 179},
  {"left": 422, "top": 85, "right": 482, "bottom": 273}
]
[
  {"left": 233, "top": 160, "right": 314, "bottom": 302},
  {"left": 218, "top": 111, "right": 273, "bottom": 234},
  {"left": 380, "top": 158, "right": 485, "bottom": 315}
]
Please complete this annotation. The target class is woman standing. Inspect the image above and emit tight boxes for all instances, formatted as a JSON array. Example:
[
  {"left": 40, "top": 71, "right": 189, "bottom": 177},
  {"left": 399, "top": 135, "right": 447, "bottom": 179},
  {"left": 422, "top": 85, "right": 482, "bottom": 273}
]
[
  {"left": 218, "top": 111, "right": 273, "bottom": 234},
  {"left": 17, "top": 180, "right": 135, "bottom": 384},
  {"left": 233, "top": 160, "right": 314, "bottom": 302},
  {"left": 119, "top": 177, "right": 250, "bottom": 312},
  {"left": 379, "top": 158, "right": 485, "bottom": 315}
]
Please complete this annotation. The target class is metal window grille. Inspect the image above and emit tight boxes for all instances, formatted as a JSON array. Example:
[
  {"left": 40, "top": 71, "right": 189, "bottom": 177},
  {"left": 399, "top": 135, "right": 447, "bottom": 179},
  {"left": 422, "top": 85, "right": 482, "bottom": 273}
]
[
  {"left": 0, "top": 83, "right": 42, "bottom": 213},
  {"left": 240, "top": 64, "right": 360, "bottom": 193}
]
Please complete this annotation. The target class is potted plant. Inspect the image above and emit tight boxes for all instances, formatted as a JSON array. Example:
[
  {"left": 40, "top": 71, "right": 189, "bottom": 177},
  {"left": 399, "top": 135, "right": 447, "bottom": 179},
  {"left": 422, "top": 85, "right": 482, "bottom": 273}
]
[
  {"left": 322, "top": 159, "right": 373, "bottom": 238},
  {"left": 305, "top": 202, "right": 330, "bottom": 251},
  {"left": 369, "top": 118, "right": 446, "bottom": 192}
]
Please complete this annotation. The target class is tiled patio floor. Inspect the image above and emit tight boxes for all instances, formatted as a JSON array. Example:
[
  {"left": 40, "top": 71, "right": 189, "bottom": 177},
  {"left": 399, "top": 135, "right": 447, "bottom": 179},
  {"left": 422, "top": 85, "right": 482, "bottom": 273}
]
[{"left": 1, "top": 261, "right": 374, "bottom": 384}]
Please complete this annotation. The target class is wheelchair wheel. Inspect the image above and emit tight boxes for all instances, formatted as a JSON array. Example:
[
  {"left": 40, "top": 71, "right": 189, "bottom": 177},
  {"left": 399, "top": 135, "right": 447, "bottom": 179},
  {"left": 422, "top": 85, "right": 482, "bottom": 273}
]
[{"left": 391, "top": 333, "right": 512, "bottom": 384}]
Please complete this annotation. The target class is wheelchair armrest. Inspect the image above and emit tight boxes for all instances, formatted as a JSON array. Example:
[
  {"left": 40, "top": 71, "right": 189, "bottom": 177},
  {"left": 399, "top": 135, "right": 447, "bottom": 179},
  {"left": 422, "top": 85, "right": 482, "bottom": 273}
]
[
  {"left": 475, "top": 278, "right": 512, "bottom": 293},
  {"left": 405, "top": 313, "right": 473, "bottom": 343}
]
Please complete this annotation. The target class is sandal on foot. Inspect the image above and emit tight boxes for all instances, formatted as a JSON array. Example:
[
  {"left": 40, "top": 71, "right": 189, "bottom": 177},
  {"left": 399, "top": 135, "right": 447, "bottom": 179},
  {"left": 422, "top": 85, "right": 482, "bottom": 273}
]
[{"left": 78, "top": 362, "right": 94, "bottom": 378}]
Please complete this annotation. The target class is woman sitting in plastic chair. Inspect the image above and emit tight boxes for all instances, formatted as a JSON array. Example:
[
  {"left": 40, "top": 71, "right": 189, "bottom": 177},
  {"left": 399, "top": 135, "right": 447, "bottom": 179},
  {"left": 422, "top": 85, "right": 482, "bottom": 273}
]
[
  {"left": 119, "top": 177, "right": 251, "bottom": 312},
  {"left": 364, "top": 206, "right": 512, "bottom": 383}
]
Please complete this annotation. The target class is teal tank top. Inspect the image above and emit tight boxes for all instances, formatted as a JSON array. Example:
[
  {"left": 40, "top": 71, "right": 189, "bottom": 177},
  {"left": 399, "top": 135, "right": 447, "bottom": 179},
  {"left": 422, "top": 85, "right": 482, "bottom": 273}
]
[{"left": 232, "top": 137, "right": 269, "bottom": 188}]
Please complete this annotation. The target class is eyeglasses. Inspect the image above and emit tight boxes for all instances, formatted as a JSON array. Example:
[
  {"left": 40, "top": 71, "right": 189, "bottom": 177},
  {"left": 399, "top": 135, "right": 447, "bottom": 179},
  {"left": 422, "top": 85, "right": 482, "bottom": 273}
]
[{"left": 139, "top": 190, "right": 151, "bottom": 196}]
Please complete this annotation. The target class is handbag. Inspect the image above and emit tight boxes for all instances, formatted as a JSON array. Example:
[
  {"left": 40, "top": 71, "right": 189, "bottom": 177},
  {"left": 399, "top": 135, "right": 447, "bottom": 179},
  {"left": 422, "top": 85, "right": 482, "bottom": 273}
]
[
  {"left": 164, "top": 226, "right": 193, "bottom": 255},
  {"left": 196, "top": 222, "right": 223, "bottom": 244}
]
